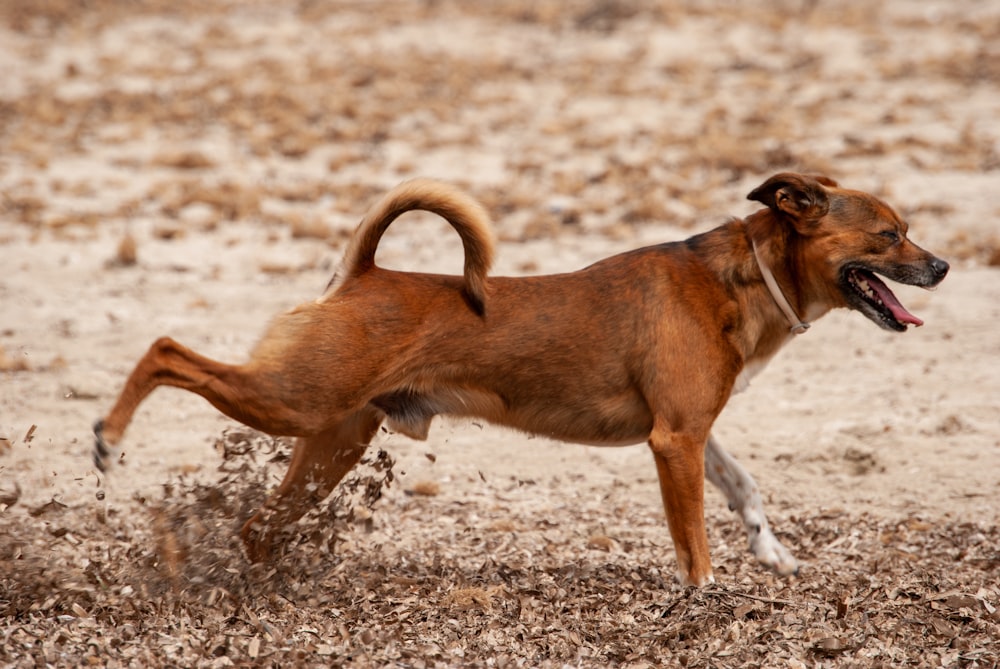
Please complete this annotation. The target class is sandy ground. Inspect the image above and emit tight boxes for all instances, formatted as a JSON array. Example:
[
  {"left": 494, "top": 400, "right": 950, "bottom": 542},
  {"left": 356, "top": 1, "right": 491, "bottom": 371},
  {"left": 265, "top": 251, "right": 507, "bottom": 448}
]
[{"left": 1, "top": 1, "right": 999, "bottom": 666}]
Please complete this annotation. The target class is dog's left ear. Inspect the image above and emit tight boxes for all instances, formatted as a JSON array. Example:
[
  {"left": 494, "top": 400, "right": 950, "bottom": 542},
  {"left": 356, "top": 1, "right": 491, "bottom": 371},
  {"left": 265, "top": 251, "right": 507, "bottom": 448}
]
[{"left": 747, "top": 173, "right": 834, "bottom": 226}]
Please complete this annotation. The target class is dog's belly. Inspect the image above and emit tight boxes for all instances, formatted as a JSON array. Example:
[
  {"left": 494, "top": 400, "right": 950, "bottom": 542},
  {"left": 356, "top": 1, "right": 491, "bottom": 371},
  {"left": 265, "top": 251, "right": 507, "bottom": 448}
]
[
  {"left": 500, "top": 394, "right": 654, "bottom": 446},
  {"left": 373, "top": 385, "right": 653, "bottom": 446}
]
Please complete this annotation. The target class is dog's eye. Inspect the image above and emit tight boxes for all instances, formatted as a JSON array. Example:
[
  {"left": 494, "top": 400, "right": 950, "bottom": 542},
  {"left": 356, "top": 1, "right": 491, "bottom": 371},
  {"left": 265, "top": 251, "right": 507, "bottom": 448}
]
[{"left": 879, "top": 230, "right": 900, "bottom": 243}]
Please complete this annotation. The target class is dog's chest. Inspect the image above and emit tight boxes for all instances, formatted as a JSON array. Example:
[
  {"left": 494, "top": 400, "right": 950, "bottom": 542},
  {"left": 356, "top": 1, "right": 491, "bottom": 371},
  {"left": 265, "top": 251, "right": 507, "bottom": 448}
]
[{"left": 732, "top": 357, "right": 772, "bottom": 395}]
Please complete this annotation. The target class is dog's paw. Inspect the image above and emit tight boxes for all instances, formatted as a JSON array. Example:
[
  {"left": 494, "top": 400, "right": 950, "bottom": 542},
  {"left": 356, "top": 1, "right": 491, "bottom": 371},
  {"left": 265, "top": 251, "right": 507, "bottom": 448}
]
[
  {"left": 676, "top": 569, "right": 716, "bottom": 588},
  {"left": 92, "top": 420, "right": 116, "bottom": 472},
  {"left": 241, "top": 514, "right": 274, "bottom": 564},
  {"left": 750, "top": 526, "right": 799, "bottom": 576}
]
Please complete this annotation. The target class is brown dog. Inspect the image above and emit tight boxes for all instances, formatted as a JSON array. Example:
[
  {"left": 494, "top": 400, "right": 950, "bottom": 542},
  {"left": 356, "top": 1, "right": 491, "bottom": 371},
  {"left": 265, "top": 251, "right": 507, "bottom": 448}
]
[{"left": 94, "top": 173, "right": 948, "bottom": 585}]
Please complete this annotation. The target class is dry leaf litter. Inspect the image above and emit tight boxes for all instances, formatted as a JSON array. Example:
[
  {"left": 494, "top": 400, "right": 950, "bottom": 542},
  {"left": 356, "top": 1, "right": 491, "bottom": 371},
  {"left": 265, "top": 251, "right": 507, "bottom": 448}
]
[{"left": 2, "top": 431, "right": 998, "bottom": 667}]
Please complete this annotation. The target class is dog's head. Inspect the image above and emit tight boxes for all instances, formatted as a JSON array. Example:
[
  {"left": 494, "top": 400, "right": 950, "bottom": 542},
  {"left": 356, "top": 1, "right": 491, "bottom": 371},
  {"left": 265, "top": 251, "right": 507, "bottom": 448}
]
[{"left": 749, "top": 173, "right": 949, "bottom": 332}]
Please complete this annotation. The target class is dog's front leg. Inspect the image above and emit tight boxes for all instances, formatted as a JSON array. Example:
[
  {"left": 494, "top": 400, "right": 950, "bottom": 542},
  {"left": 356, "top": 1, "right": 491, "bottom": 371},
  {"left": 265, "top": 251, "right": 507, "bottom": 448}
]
[
  {"left": 704, "top": 434, "right": 798, "bottom": 576},
  {"left": 649, "top": 425, "right": 714, "bottom": 587}
]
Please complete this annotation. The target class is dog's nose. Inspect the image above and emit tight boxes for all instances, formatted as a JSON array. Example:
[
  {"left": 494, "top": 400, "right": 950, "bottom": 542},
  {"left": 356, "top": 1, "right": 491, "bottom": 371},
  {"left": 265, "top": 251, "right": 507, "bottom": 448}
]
[{"left": 930, "top": 256, "right": 950, "bottom": 280}]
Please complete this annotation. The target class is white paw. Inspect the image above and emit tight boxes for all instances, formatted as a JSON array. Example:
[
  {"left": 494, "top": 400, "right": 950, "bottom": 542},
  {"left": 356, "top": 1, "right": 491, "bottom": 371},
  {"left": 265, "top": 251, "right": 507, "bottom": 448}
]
[
  {"left": 677, "top": 569, "right": 716, "bottom": 587},
  {"left": 750, "top": 526, "right": 799, "bottom": 576}
]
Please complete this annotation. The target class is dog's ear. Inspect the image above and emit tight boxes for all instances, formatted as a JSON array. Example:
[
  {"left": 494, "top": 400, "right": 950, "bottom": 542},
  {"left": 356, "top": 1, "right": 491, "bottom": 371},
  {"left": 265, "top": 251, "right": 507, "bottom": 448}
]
[{"left": 747, "top": 173, "right": 832, "bottom": 225}]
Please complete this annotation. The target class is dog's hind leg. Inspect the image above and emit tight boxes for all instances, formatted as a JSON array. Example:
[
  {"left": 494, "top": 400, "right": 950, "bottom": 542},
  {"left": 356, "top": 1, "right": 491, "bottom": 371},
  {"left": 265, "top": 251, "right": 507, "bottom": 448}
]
[
  {"left": 240, "top": 406, "right": 383, "bottom": 562},
  {"left": 95, "top": 335, "right": 385, "bottom": 562},
  {"left": 93, "top": 336, "right": 330, "bottom": 471},
  {"left": 704, "top": 433, "right": 798, "bottom": 576}
]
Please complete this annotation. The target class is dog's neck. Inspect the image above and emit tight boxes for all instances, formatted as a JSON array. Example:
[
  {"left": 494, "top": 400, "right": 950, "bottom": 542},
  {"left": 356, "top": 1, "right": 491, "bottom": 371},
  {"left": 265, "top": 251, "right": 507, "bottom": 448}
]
[{"left": 751, "top": 241, "right": 810, "bottom": 335}]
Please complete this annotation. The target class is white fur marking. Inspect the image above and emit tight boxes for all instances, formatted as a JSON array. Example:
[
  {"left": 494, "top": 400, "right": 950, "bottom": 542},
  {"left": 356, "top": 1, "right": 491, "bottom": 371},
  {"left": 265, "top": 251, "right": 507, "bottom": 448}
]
[{"left": 704, "top": 434, "right": 798, "bottom": 575}]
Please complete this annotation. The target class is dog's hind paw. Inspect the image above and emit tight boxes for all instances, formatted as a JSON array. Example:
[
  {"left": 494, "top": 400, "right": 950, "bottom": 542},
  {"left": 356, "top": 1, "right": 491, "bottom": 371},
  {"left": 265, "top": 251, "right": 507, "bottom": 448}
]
[
  {"left": 750, "top": 526, "right": 799, "bottom": 576},
  {"left": 93, "top": 420, "right": 114, "bottom": 472}
]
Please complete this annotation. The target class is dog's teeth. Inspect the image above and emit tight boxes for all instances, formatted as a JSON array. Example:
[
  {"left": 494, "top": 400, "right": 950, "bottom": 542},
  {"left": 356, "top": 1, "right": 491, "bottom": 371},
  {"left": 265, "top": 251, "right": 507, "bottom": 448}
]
[
  {"left": 856, "top": 277, "right": 874, "bottom": 299},
  {"left": 853, "top": 276, "right": 882, "bottom": 304}
]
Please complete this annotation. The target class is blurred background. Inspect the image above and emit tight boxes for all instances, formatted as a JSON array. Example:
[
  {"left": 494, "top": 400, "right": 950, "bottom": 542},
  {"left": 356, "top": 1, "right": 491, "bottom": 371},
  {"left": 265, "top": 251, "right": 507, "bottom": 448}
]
[{"left": 1, "top": 0, "right": 997, "bottom": 264}]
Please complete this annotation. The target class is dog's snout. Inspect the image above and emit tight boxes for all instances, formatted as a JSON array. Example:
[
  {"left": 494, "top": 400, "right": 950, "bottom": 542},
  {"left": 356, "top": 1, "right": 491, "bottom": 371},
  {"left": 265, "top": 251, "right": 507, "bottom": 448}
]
[{"left": 929, "top": 256, "right": 949, "bottom": 281}]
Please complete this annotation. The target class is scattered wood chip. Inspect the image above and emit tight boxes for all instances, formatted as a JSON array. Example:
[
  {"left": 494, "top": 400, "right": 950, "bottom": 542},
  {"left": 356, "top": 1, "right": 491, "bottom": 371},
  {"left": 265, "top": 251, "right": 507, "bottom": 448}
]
[{"left": 406, "top": 480, "right": 440, "bottom": 497}]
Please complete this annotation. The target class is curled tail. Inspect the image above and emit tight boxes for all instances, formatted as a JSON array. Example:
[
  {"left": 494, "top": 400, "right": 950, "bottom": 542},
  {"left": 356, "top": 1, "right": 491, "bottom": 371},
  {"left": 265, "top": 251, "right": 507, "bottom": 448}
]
[{"left": 322, "top": 179, "right": 495, "bottom": 314}]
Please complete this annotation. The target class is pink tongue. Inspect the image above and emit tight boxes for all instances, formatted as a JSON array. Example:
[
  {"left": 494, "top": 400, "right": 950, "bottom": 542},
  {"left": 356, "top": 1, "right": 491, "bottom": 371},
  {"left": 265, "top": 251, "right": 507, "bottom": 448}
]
[{"left": 865, "top": 272, "right": 923, "bottom": 326}]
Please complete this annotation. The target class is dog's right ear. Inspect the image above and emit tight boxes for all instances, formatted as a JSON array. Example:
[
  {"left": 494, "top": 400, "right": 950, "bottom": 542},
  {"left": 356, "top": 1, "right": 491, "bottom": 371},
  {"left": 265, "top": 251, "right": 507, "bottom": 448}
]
[{"left": 747, "top": 173, "right": 832, "bottom": 226}]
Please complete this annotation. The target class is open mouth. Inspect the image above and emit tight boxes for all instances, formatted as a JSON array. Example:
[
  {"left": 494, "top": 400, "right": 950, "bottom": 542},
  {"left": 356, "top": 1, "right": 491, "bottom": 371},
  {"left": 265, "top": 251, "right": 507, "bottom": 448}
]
[{"left": 842, "top": 267, "right": 923, "bottom": 332}]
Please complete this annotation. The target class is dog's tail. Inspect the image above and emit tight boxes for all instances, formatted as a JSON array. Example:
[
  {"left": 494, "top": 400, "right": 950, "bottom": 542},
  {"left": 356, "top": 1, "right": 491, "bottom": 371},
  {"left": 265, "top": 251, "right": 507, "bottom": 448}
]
[{"left": 322, "top": 179, "right": 495, "bottom": 314}]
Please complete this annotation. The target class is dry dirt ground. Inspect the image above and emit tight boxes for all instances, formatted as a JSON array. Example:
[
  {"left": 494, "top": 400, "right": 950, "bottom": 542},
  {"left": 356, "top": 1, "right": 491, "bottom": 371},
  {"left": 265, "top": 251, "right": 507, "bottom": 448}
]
[{"left": 1, "top": 1, "right": 999, "bottom": 667}]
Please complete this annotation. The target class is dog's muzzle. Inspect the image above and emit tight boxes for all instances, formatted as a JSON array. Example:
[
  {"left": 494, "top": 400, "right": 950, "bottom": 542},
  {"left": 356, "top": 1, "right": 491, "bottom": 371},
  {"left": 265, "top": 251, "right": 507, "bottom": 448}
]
[{"left": 840, "top": 255, "right": 948, "bottom": 332}]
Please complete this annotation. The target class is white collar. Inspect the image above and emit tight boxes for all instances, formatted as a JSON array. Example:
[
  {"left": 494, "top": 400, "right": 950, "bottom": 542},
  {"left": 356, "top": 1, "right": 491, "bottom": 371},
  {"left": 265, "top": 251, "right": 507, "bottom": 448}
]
[{"left": 752, "top": 240, "right": 810, "bottom": 335}]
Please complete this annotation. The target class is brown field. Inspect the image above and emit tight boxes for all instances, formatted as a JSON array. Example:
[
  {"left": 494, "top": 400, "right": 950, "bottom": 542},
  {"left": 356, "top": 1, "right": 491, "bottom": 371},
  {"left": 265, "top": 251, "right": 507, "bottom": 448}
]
[{"left": 1, "top": 1, "right": 998, "bottom": 666}]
